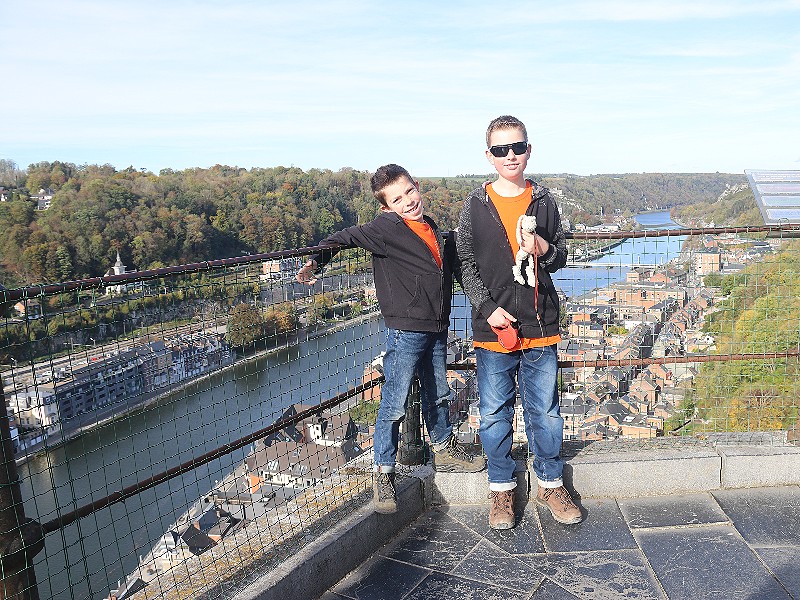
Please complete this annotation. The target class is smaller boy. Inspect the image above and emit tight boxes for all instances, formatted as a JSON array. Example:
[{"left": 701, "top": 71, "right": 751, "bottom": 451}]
[{"left": 297, "top": 164, "right": 485, "bottom": 514}]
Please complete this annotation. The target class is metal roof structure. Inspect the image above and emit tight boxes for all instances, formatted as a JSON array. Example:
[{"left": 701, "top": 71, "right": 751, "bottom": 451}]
[{"left": 745, "top": 169, "right": 800, "bottom": 224}]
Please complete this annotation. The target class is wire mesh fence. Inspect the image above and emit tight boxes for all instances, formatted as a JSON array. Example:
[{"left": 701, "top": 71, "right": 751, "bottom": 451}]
[{"left": 0, "top": 220, "right": 798, "bottom": 599}]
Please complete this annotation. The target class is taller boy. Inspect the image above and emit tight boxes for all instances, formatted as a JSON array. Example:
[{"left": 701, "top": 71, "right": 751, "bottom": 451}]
[
  {"left": 297, "top": 164, "right": 485, "bottom": 514},
  {"left": 457, "top": 116, "right": 582, "bottom": 529}
]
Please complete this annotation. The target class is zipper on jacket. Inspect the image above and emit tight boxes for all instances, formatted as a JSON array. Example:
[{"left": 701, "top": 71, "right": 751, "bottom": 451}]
[
  {"left": 481, "top": 189, "right": 546, "bottom": 330},
  {"left": 405, "top": 217, "right": 445, "bottom": 273},
  {"left": 481, "top": 191, "right": 516, "bottom": 260},
  {"left": 432, "top": 227, "right": 444, "bottom": 327},
  {"left": 402, "top": 217, "right": 447, "bottom": 328}
]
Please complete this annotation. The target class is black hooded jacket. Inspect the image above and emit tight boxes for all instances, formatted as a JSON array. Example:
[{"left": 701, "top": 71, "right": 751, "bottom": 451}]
[
  {"left": 312, "top": 211, "right": 454, "bottom": 332},
  {"left": 456, "top": 180, "right": 567, "bottom": 342}
]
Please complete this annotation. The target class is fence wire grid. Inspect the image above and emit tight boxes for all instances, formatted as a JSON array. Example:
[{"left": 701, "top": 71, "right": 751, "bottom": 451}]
[{"left": 0, "top": 223, "right": 798, "bottom": 599}]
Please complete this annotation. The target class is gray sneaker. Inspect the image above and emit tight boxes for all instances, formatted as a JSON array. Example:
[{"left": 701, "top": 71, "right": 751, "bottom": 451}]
[
  {"left": 373, "top": 472, "right": 398, "bottom": 514},
  {"left": 433, "top": 437, "right": 486, "bottom": 473}
]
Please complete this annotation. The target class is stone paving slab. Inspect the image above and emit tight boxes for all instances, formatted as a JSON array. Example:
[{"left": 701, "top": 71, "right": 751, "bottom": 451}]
[
  {"left": 451, "top": 539, "right": 545, "bottom": 593},
  {"left": 752, "top": 546, "right": 800, "bottom": 598},
  {"left": 320, "top": 486, "right": 800, "bottom": 600},
  {"left": 524, "top": 549, "right": 665, "bottom": 600},
  {"left": 634, "top": 525, "right": 790, "bottom": 599},
  {"left": 330, "top": 556, "right": 431, "bottom": 600},
  {"left": 711, "top": 485, "right": 800, "bottom": 545},
  {"left": 442, "top": 503, "right": 545, "bottom": 554},
  {"left": 380, "top": 510, "right": 483, "bottom": 572},
  {"left": 530, "top": 580, "right": 581, "bottom": 599},
  {"left": 618, "top": 493, "right": 730, "bottom": 528},
  {"left": 536, "top": 497, "right": 637, "bottom": 554},
  {"left": 400, "top": 571, "right": 531, "bottom": 600}
]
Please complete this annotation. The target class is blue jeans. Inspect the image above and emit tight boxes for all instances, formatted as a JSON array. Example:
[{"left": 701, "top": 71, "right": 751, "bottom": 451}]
[
  {"left": 475, "top": 344, "right": 564, "bottom": 487},
  {"left": 374, "top": 329, "right": 453, "bottom": 471}
]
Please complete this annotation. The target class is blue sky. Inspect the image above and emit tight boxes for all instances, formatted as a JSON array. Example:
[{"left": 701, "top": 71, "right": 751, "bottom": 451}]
[{"left": 2, "top": 1, "right": 799, "bottom": 176}]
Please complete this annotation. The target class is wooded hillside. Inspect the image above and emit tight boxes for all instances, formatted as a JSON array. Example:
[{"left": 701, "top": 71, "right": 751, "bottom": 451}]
[
  {"left": 691, "top": 242, "right": 800, "bottom": 432},
  {"left": 0, "top": 161, "right": 749, "bottom": 287}
]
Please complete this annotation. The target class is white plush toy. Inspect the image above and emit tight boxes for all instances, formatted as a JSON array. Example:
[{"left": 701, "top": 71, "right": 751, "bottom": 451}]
[{"left": 513, "top": 215, "right": 537, "bottom": 286}]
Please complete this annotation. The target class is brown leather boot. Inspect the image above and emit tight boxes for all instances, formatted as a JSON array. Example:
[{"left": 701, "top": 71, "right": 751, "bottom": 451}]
[
  {"left": 432, "top": 436, "right": 486, "bottom": 473},
  {"left": 536, "top": 485, "right": 582, "bottom": 524},
  {"left": 488, "top": 489, "right": 515, "bottom": 529},
  {"left": 373, "top": 472, "right": 397, "bottom": 514}
]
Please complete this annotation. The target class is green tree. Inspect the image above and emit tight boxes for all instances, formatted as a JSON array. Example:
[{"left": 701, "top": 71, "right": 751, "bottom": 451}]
[
  {"left": 226, "top": 303, "right": 264, "bottom": 348},
  {"left": 0, "top": 159, "right": 19, "bottom": 187},
  {"left": 21, "top": 243, "right": 51, "bottom": 281},
  {"left": 703, "top": 272, "right": 724, "bottom": 288},
  {"left": 55, "top": 246, "right": 73, "bottom": 280}
]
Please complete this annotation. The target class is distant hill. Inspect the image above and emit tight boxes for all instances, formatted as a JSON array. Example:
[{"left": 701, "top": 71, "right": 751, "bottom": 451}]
[
  {"left": 449, "top": 172, "right": 749, "bottom": 228},
  {"left": 0, "top": 162, "right": 753, "bottom": 286}
]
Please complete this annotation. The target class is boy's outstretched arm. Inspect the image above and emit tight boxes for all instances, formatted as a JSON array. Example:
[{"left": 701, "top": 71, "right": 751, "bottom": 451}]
[{"left": 295, "top": 220, "right": 388, "bottom": 286}]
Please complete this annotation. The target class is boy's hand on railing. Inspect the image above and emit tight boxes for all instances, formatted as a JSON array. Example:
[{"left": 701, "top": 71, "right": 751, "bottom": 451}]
[{"left": 296, "top": 260, "right": 318, "bottom": 285}]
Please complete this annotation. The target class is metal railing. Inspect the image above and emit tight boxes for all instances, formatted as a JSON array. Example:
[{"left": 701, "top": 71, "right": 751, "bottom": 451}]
[{"left": 1, "top": 222, "right": 799, "bottom": 599}]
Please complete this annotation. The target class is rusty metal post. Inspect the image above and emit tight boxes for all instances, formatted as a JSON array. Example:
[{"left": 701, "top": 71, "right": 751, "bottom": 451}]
[
  {"left": 397, "top": 376, "right": 426, "bottom": 465},
  {"left": 0, "top": 377, "right": 44, "bottom": 600}
]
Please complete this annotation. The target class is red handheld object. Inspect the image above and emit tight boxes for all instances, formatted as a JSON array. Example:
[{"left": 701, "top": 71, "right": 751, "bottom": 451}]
[{"left": 491, "top": 324, "right": 519, "bottom": 350}]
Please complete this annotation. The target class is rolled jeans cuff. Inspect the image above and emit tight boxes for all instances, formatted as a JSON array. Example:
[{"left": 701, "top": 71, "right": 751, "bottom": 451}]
[
  {"left": 375, "top": 464, "right": 396, "bottom": 473},
  {"left": 538, "top": 478, "right": 563, "bottom": 489},
  {"left": 488, "top": 481, "right": 517, "bottom": 492}
]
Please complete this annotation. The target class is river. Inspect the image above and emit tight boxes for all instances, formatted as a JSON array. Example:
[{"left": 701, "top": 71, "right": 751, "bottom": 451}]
[
  {"left": 22, "top": 319, "right": 386, "bottom": 600},
  {"left": 24, "top": 211, "right": 681, "bottom": 599},
  {"left": 553, "top": 211, "right": 685, "bottom": 299}
]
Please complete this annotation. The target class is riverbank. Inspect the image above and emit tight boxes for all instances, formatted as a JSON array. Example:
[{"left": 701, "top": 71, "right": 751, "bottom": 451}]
[{"left": 15, "top": 308, "right": 382, "bottom": 466}]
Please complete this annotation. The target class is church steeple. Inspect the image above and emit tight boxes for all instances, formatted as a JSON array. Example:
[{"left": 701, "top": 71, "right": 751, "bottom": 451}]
[{"left": 113, "top": 252, "right": 126, "bottom": 276}]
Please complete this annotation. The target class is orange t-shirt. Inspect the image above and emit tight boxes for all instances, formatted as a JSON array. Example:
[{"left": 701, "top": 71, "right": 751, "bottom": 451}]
[
  {"left": 474, "top": 182, "right": 561, "bottom": 353},
  {"left": 404, "top": 218, "right": 442, "bottom": 268}
]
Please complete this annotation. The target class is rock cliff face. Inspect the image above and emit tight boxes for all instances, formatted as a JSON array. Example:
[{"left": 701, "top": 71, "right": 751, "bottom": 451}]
[{"left": 675, "top": 183, "right": 759, "bottom": 227}]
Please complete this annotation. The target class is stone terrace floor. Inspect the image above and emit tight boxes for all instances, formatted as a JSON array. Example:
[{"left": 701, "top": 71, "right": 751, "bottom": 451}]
[{"left": 320, "top": 485, "right": 800, "bottom": 600}]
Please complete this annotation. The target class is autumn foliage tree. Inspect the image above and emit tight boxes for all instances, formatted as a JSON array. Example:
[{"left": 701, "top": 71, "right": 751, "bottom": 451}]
[
  {"left": 226, "top": 303, "right": 265, "bottom": 349},
  {"left": 0, "top": 161, "right": 747, "bottom": 288}
]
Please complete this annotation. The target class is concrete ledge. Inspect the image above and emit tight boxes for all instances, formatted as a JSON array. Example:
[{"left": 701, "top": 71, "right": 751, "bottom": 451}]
[
  {"left": 425, "top": 460, "right": 529, "bottom": 506},
  {"left": 720, "top": 444, "right": 800, "bottom": 488},
  {"left": 237, "top": 474, "right": 425, "bottom": 600},
  {"left": 567, "top": 446, "right": 722, "bottom": 498},
  {"left": 426, "top": 448, "right": 723, "bottom": 501},
  {"left": 425, "top": 442, "right": 800, "bottom": 503}
]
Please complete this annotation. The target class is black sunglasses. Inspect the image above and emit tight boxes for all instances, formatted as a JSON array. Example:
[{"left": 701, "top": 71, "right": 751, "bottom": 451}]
[{"left": 488, "top": 141, "right": 528, "bottom": 158}]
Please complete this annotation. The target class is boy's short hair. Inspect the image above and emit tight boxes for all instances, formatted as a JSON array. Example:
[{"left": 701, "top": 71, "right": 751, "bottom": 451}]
[
  {"left": 370, "top": 164, "right": 413, "bottom": 206},
  {"left": 486, "top": 115, "right": 528, "bottom": 147}
]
